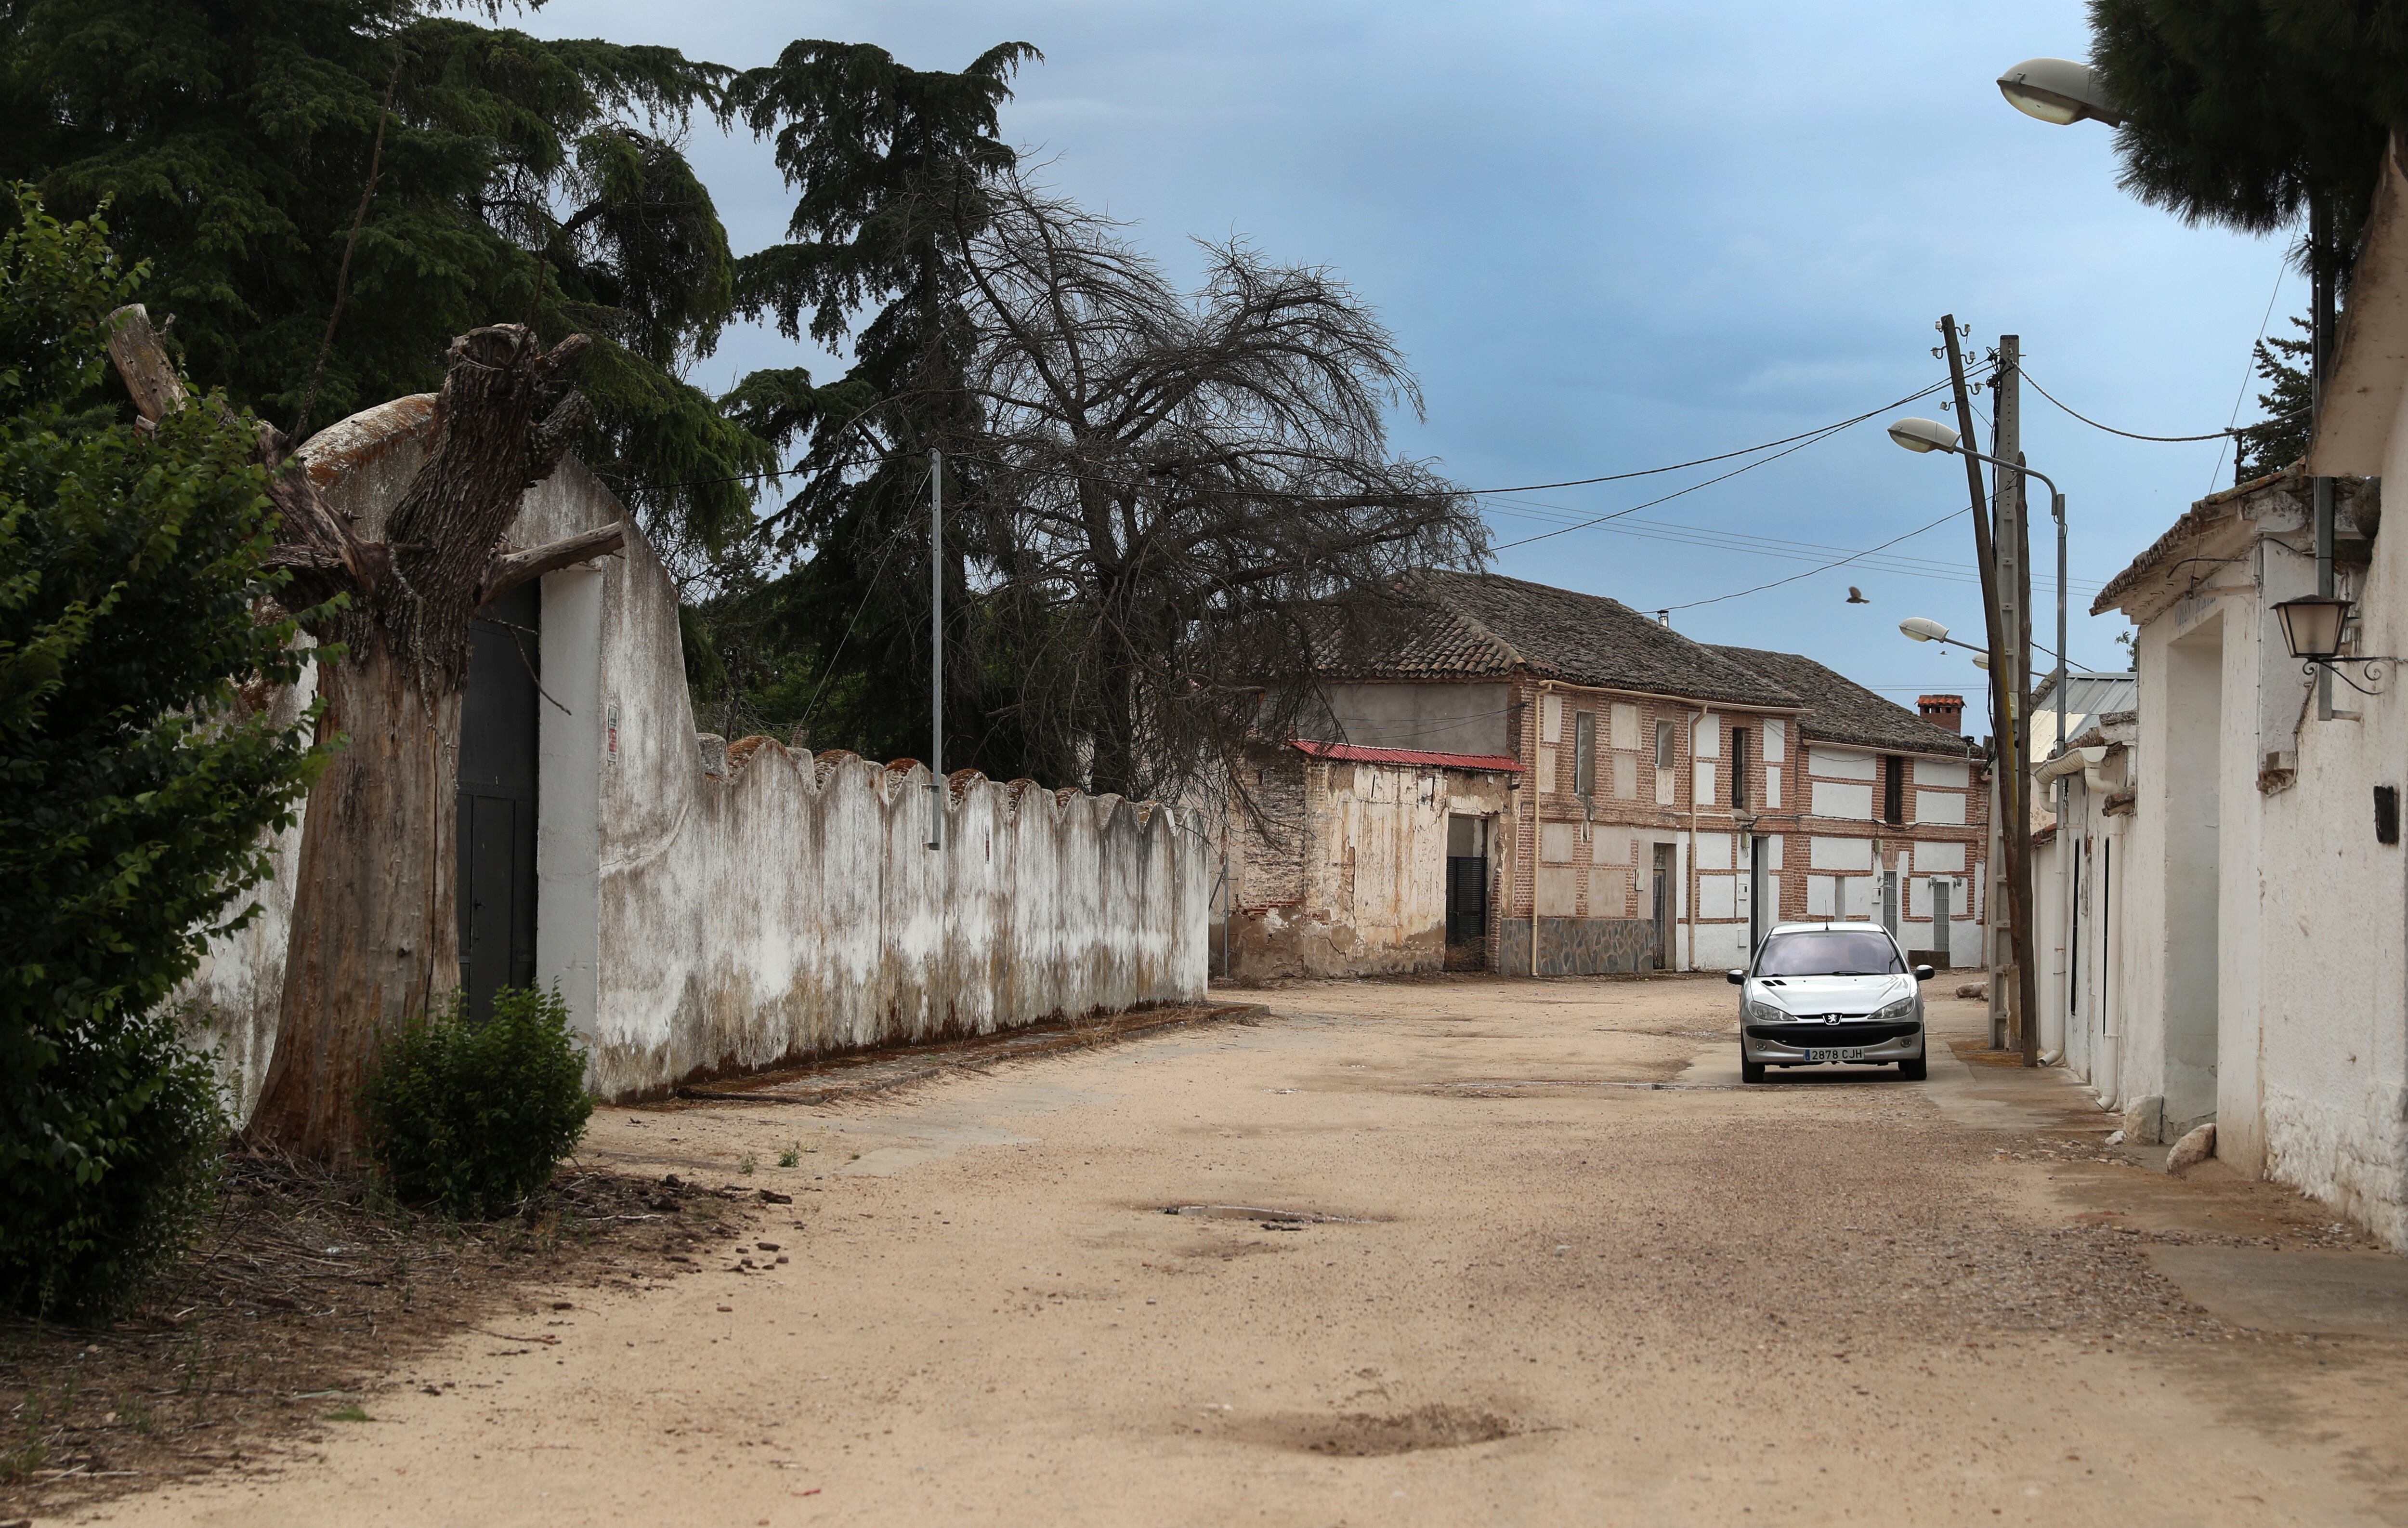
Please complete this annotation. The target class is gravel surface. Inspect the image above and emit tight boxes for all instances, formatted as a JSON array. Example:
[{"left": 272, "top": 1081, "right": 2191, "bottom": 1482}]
[{"left": 59, "top": 976, "right": 2408, "bottom": 1527}]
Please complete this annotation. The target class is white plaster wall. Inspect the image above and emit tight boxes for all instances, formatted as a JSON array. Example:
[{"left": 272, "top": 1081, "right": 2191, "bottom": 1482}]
[
  {"left": 2250, "top": 411, "right": 2408, "bottom": 1247},
  {"left": 182, "top": 400, "right": 1210, "bottom": 1113},
  {"left": 180, "top": 649, "right": 317, "bottom": 1121}
]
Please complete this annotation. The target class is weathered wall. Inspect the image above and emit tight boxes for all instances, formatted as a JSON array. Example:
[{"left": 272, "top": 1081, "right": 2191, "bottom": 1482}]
[
  {"left": 1309, "top": 683, "right": 1512, "bottom": 755},
  {"left": 182, "top": 398, "right": 1210, "bottom": 1113},
  {"left": 2102, "top": 468, "right": 2406, "bottom": 1249},
  {"left": 1226, "top": 748, "right": 1512, "bottom": 980}
]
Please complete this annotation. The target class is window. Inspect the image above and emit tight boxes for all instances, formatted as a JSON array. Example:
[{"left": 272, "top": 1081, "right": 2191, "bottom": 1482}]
[
  {"left": 1730, "top": 727, "right": 1750, "bottom": 810},
  {"left": 1655, "top": 719, "right": 1676, "bottom": 769},
  {"left": 1882, "top": 755, "right": 1906, "bottom": 824},
  {"left": 1574, "top": 711, "right": 1596, "bottom": 796},
  {"left": 1754, "top": 929, "right": 1905, "bottom": 977}
]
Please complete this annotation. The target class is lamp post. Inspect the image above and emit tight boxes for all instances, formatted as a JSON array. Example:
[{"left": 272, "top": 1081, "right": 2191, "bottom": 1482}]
[{"left": 1891, "top": 418, "right": 2072, "bottom": 761}]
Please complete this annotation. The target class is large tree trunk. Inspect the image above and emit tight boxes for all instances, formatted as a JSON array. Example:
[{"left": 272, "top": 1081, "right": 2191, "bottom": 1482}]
[
  {"left": 106, "top": 309, "right": 624, "bottom": 1160},
  {"left": 248, "top": 643, "right": 461, "bottom": 1156}
]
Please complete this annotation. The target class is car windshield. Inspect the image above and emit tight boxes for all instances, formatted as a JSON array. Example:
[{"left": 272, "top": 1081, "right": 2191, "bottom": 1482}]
[{"left": 1754, "top": 931, "right": 1905, "bottom": 977}]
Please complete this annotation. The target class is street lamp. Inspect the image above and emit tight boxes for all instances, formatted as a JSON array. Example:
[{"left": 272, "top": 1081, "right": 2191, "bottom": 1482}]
[
  {"left": 2274, "top": 594, "right": 2351, "bottom": 661},
  {"left": 2273, "top": 593, "right": 2395, "bottom": 692},
  {"left": 1889, "top": 419, "right": 2073, "bottom": 758},
  {"left": 1996, "top": 58, "right": 2124, "bottom": 128},
  {"left": 1902, "top": 615, "right": 2059, "bottom": 663}
]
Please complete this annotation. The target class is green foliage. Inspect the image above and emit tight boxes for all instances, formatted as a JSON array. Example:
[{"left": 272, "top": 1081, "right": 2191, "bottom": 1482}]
[
  {"left": 714, "top": 42, "right": 1046, "bottom": 776},
  {"left": 2233, "top": 315, "right": 2314, "bottom": 482},
  {"left": 0, "top": 1005, "right": 228, "bottom": 1321},
  {"left": 0, "top": 0, "right": 774, "bottom": 546},
  {"left": 2088, "top": 0, "right": 2401, "bottom": 247},
  {"left": 360, "top": 985, "right": 593, "bottom": 1220},
  {"left": 0, "top": 191, "right": 323, "bottom": 1320}
]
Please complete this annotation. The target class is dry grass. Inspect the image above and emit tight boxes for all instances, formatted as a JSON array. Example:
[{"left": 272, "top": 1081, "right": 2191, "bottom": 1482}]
[{"left": 0, "top": 1150, "right": 767, "bottom": 1518}]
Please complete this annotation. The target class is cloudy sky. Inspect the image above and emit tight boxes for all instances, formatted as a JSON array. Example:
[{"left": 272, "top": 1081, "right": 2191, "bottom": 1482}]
[{"left": 532, "top": 0, "right": 2298, "bottom": 715}]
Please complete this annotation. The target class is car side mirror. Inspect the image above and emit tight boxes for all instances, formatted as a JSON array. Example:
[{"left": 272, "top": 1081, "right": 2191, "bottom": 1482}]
[
  {"left": 1725, "top": 968, "right": 1747, "bottom": 985},
  {"left": 1913, "top": 964, "right": 1936, "bottom": 981}
]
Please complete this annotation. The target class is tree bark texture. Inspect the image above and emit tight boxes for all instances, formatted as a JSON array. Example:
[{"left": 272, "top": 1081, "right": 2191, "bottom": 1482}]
[
  {"left": 107, "top": 309, "right": 620, "bottom": 1159},
  {"left": 246, "top": 646, "right": 461, "bottom": 1153}
]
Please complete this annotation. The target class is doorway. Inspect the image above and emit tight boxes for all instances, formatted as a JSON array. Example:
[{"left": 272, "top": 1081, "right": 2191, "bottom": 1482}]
[
  {"left": 1444, "top": 815, "right": 1489, "bottom": 969},
  {"left": 1931, "top": 878, "right": 1952, "bottom": 964},
  {"left": 457, "top": 581, "right": 541, "bottom": 1021},
  {"left": 1747, "top": 835, "right": 1768, "bottom": 956},
  {"left": 2162, "top": 618, "right": 2223, "bottom": 1131},
  {"left": 1651, "top": 842, "right": 1676, "bottom": 969}
]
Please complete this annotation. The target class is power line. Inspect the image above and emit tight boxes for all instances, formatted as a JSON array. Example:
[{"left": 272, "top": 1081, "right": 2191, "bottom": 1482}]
[
  {"left": 2208, "top": 262, "right": 2291, "bottom": 491},
  {"left": 2019, "top": 367, "right": 2266, "bottom": 444},
  {"left": 1484, "top": 381, "right": 1952, "bottom": 554},
  {"left": 598, "top": 378, "right": 1954, "bottom": 504},
  {"left": 1658, "top": 507, "right": 1970, "bottom": 613},
  {"left": 1481, "top": 496, "right": 2105, "bottom": 594}
]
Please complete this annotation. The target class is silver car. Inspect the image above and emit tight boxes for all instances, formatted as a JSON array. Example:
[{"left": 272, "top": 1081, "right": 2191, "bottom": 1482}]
[{"left": 1725, "top": 921, "right": 1935, "bottom": 1083}]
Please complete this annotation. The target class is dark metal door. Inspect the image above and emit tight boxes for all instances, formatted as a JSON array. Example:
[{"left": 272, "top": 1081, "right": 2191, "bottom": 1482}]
[
  {"left": 457, "top": 581, "right": 540, "bottom": 1021},
  {"left": 1931, "top": 878, "right": 1952, "bottom": 966},
  {"left": 1445, "top": 815, "right": 1489, "bottom": 963},
  {"left": 1651, "top": 843, "right": 1675, "bottom": 969},
  {"left": 1445, "top": 857, "right": 1488, "bottom": 945}
]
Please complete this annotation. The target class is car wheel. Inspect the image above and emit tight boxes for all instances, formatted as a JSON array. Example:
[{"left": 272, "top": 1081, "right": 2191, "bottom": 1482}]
[
  {"left": 1741, "top": 1057, "right": 1767, "bottom": 1084},
  {"left": 1897, "top": 1053, "right": 1927, "bottom": 1081}
]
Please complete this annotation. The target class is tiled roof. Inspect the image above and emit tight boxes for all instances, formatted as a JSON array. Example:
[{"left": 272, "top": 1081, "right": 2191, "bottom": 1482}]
[
  {"left": 1345, "top": 571, "right": 1805, "bottom": 710},
  {"left": 1291, "top": 739, "right": 1523, "bottom": 772},
  {"left": 1708, "top": 645, "right": 1975, "bottom": 758}
]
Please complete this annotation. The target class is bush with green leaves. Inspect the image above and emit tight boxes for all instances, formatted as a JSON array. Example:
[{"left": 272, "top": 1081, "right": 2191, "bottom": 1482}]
[
  {"left": 360, "top": 986, "right": 594, "bottom": 1219},
  {"left": 0, "top": 190, "right": 329, "bottom": 1320}
]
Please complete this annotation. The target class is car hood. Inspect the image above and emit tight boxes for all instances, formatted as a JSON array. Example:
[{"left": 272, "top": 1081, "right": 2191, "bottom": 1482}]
[{"left": 1747, "top": 974, "right": 1914, "bottom": 1015}]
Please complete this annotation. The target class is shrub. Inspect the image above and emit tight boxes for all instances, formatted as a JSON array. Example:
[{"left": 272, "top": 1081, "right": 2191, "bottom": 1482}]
[
  {"left": 360, "top": 986, "right": 593, "bottom": 1219},
  {"left": 0, "top": 1005, "right": 228, "bottom": 1320},
  {"left": 0, "top": 191, "right": 328, "bottom": 1321}
]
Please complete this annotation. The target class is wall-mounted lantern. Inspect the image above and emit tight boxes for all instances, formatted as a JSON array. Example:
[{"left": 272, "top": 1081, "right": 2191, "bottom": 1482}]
[{"left": 2274, "top": 594, "right": 2394, "bottom": 694}]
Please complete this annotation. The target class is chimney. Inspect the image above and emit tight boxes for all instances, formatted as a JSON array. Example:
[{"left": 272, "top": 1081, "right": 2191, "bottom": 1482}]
[{"left": 1918, "top": 694, "right": 1964, "bottom": 734}]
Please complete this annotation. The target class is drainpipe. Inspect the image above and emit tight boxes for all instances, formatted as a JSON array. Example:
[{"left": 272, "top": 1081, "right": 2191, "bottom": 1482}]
[
  {"left": 1686, "top": 704, "right": 1705, "bottom": 972},
  {"left": 1532, "top": 682, "right": 1555, "bottom": 978},
  {"left": 2097, "top": 833, "right": 2118, "bottom": 1107}
]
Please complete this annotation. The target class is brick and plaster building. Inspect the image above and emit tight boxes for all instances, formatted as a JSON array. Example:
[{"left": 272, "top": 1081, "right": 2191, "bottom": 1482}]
[{"left": 1219, "top": 572, "right": 1988, "bottom": 979}]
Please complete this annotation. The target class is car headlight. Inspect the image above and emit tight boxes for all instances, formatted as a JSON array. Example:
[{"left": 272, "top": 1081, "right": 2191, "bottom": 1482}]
[
  {"left": 1874, "top": 994, "right": 1917, "bottom": 1022},
  {"left": 1746, "top": 999, "right": 1789, "bottom": 1024}
]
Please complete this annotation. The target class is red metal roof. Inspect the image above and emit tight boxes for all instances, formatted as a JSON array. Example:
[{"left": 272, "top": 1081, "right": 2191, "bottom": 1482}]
[{"left": 1290, "top": 739, "right": 1524, "bottom": 772}]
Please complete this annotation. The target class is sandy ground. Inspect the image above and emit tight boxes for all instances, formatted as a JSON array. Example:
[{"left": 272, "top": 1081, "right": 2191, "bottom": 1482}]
[{"left": 54, "top": 975, "right": 2408, "bottom": 1527}]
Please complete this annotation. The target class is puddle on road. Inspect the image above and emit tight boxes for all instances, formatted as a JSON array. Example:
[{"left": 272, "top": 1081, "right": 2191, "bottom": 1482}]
[
  {"left": 1215, "top": 1403, "right": 1523, "bottom": 1456},
  {"left": 1159, "top": 1204, "right": 1379, "bottom": 1225}
]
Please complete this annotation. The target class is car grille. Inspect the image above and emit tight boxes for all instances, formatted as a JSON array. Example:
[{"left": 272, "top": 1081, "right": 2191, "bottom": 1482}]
[{"left": 1745, "top": 1021, "right": 1919, "bottom": 1045}]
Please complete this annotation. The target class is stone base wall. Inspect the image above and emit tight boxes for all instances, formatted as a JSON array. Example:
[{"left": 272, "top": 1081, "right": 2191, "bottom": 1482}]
[{"left": 1493, "top": 917, "right": 1658, "bottom": 976}]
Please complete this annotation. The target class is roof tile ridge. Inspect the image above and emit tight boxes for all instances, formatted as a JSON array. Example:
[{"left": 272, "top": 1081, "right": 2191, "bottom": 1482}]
[{"left": 1428, "top": 570, "right": 1527, "bottom": 671}]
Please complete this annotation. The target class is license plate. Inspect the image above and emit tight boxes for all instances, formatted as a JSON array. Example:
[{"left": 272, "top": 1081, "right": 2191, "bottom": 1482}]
[{"left": 1806, "top": 1047, "right": 1866, "bottom": 1063}]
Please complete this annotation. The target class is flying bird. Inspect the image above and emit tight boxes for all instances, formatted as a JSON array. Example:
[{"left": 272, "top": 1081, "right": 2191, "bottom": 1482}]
[{"left": 1846, "top": 586, "right": 1870, "bottom": 604}]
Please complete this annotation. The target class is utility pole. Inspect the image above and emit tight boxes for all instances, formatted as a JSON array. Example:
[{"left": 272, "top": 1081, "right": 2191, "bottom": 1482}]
[
  {"left": 1993, "top": 336, "right": 2039, "bottom": 1062},
  {"left": 928, "top": 448, "right": 943, "bottom": 852},
  {"left": 1939, "top": 316, "right": 2036, "bottom": 1064},
  {"left": 1992, "top": 338, "right": 2023, "bottom": 1050}
]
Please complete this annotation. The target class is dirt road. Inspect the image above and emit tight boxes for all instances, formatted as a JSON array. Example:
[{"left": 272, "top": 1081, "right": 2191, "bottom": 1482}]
[{"left": 76, "top": 976, "right": 2408, "bottom": 1526}]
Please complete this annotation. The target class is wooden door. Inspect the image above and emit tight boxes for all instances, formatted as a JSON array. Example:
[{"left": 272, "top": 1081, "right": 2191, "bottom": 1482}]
[{"left": 456, "top": 582, "right": 540, "bottom": 1021}]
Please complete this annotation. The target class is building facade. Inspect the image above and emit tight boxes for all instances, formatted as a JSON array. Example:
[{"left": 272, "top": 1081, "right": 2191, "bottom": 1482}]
[
  {"left": 1219, "top": 573, "right": 1988, "bottom": 979},
  {"left": 2054, "top": 145, "right": 2408, "bottom": 1251}
]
